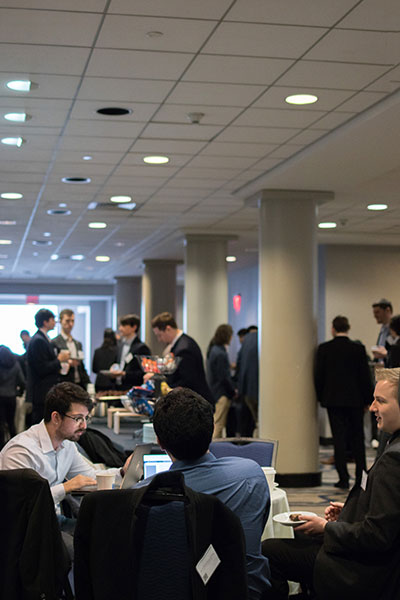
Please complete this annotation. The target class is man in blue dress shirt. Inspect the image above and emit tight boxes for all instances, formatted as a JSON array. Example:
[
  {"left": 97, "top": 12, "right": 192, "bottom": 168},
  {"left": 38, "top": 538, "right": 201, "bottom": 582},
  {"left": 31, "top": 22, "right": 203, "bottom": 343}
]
[{"left": 149, "top": 387, "right": 272, "bottom": 600}]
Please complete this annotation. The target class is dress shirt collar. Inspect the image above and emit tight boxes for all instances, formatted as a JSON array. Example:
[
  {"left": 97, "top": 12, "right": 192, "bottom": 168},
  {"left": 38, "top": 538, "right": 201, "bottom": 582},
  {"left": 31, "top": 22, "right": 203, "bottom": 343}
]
[
  {"left": 170, "top": 452, "right": 214, "bottom": 470},
  {"left": 60, "top": 331, "right": 73, "bottom": 343},
  {"left": 37, "top": 420, "right": 65, "bottom": 454},
  {"left": 39, "top": 327, "right": 51, "bottom": 341}
]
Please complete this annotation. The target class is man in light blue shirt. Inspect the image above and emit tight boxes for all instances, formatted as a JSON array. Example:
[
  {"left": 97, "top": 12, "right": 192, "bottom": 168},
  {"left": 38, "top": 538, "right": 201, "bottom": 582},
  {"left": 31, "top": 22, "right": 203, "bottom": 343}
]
[{"left": 148, "top": 387, "right": 272, "bottom": 600}]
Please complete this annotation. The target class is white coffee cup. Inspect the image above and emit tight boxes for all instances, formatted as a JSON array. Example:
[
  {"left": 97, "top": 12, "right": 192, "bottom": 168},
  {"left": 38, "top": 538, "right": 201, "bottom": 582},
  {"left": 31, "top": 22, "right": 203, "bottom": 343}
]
[
  {"left": 262, "top": 467, "right": 276, "bottom": 491},
  {"left": 96, "top": 471, "right": 115, "bottom": 490}
]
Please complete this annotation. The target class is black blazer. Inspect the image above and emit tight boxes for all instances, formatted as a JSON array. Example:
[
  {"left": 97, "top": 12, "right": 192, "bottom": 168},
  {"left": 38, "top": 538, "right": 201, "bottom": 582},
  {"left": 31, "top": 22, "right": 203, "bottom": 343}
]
[
  {"left": 52, "top": 334, "right": 90, "bottom": 389},
  {"left": 27, "top": 330, "right": 60, "bottom": 408},
  {"left": 168, "top": 333, "right": 213, "bottom": 403},
  {"left": 74, "top": 471, "right": 248, "bottom": 600},
  {"left": 314, "top": 336, "right": 373, "bottom": 408},
  {"left": 116, "top": 337, "right": 151, "bottom": 389},
  {"left": 314, "top": 430, "right": 400, "bottom": 599},
  {"left": 92, "top": 345, "right": 118, "bottom": 391}
]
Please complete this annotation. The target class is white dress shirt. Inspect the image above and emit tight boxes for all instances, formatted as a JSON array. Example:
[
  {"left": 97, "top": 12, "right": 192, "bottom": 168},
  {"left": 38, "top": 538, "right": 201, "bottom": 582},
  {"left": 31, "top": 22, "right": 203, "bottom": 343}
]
[{"left": 0, "top": 421, "right": 96, "bottom": 504}]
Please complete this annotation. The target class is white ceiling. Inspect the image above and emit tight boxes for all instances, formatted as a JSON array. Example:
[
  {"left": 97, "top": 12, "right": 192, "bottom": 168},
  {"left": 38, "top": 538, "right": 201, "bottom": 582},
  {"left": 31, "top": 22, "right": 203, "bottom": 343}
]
[{"left": 0, "top": 0, "right": 400, "bottom": 282}]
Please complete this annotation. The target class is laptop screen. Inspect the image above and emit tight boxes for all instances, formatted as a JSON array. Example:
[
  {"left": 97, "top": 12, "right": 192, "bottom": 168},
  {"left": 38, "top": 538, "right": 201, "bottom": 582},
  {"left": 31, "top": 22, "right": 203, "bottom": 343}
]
[{"left": 143, "top": 453, "right": 172, "bottom": 479}]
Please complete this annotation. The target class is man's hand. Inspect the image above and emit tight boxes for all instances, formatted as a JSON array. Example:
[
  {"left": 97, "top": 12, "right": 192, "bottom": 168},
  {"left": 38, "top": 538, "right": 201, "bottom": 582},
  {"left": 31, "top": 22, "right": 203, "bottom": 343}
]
[
  {"left": 372, "top": 346, "right": 387, "bottom": 359},
  {"left": 143, "top": 372, "right": 154, "bottom": 383},
  {"left": 108, "top": 369, "right": 125, "bottom": 378},
  {"left": 295, "top": 515, "right": 327, "bottom": 535},
  {"left": 68, "top": 358, "right": 80, "bottom": 367},
  {"left": 63, "top": 474, "right": 96, "bottom": 494},
  {"left": 325, "top": 501, "right": 344, "bottom": 522},
  {"left": 58, "top": 349, "right": 70, "bottom": 362},
  {"left": 120, "top": 454, "right": 133, "bottom": 478}
]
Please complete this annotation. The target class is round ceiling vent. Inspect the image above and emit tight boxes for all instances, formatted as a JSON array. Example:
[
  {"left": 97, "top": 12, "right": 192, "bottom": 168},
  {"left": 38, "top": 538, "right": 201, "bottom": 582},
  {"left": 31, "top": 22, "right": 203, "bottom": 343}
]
[
  {"left": 61, "top": 177, "right": 91, "bottom": 184},
  {"left": 47, "top": 209, "right": 72, "bottom": 215},
  {"left": 32, "top": 240, "right": 52, "bottom": 246},
  {"left": 96, "top": 107, "right": 131, "bottom": 116}
]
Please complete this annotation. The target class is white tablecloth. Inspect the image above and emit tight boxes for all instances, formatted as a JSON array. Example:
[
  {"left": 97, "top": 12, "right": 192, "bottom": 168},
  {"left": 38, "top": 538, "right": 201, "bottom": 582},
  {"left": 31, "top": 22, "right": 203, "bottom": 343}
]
[{"left": 262, "top": 486, "right": 294, "bottom": 540}]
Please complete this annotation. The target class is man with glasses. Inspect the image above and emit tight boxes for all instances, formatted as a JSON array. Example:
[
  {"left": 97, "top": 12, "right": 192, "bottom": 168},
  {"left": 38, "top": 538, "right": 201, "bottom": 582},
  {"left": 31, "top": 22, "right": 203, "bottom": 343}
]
[{"left": 0, "top": 382, "right": 98, "bottom": 507}]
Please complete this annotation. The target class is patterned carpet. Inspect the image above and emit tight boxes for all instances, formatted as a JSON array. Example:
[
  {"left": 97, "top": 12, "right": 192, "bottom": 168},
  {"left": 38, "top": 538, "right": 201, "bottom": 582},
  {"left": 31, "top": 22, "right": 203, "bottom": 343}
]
[{"left": 285, "top": 445, "right": 376, "bottom": 517}]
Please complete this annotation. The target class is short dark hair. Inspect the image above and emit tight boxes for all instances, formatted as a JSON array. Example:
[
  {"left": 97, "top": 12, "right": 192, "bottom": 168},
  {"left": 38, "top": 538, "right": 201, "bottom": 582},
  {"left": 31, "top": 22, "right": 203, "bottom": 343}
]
[
  {"left": 372, "top": 299, "right": 393, "bottom": 312},
  {"left": 332, "top": 315, "right": 350, "bottom": 333},
  {"left": 247, "top": 325, "right": 258, "bottom": 332},
  {"left": 390, "top": 315, "right": 400, "bottom": 337},
  {"left": 102, "top": 327, "right": 117, "bottom": 348},
  {"left": 0, "top": 345, "right": 16, "bottom": 369},
  {"left": 237, "top": 328, "right": 248, "bottom": 338},
  {"left": 153, "top": 388, "right": 213, "bottom": 460},
  {"left": 20, "top": 330, "right": 30, "bottom": 337},
  {"left": 44, "top": 382, "right": 93, "bottom": 422},
  {"left": 120, "top": 313, "right": 140, "bottom": 330},
  {"left": 151, "top": 312, "right": 178, "bottom": 331},
  {"left": 59, "top": 308, "right": 74, "bottom": 320},
  {"left": 35, "top": 308, "right": 55, "bottom": 328}
]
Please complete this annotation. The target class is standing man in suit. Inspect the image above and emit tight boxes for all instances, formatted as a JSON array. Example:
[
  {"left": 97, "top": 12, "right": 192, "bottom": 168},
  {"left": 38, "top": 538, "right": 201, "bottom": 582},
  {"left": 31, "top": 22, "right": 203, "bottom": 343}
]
[
  {"left": 109, "top": 314, "right": 150, "bottom": 389},
  {"left": 151, "top": 312, "right": 213, "bottom": 404},
  {"left": 262, "top": 367, "right": 400, "bottom": 600},
  {"left": 52, "top": 309, "right": 90, "bottom": 390},
  {"left": 314, "top": 315, "right": 373, "bottom": 488},
  {"left": 27, "top": 308, "right": 70, "bottom": 424}
]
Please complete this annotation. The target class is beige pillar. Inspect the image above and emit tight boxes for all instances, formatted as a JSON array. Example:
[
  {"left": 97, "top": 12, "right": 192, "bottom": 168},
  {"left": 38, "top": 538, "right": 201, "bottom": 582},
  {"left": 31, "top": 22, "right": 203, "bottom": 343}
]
[
  {"left": 184, "top": 234, "right": 232, "bottom": 357},
  {"left": 253, "top": 189, "right": 334, "bottom": 486},
  {"left": 142, "top": 259, "right": 180, "bottom": 354},
  {"left": 114, "top": 276, "right": 142, "bottom": 322}
]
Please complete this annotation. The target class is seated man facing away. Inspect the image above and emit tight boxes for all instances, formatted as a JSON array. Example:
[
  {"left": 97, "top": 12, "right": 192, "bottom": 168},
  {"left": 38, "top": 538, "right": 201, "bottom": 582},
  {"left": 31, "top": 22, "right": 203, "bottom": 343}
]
[
  {"left": 262, "top": 367, "right": 400, "bottom": 600},
  {"left": 139, "top": 387, "right": 272, "bottom": 600},
  {"left": 0, "top": 382, "right": 99, "bottom": 530}
]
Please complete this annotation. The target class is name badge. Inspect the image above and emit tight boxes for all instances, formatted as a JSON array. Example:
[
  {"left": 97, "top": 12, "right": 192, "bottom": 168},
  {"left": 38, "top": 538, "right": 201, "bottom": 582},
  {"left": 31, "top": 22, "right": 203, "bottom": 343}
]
[
  {"left": 78, "top": 350, "right": 84, "bottom": 360},
  {"left": 361, "top": 470, "right": 368, "bottom": 491},
  {"left": 196, "top": 544, "right": 220, "bottom": 585},
  {"left": 125, "top": 352, "right": 133, "bottom": 364}
]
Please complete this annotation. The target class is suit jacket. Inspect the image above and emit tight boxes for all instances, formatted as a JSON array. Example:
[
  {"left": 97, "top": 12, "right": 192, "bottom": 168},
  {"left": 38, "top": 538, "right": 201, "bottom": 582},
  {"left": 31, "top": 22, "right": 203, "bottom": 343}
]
[
  {"left": 237, "top": 331, "right": 258, "bottom": 400},
  {"left": 386, "top": 338, "right": 400, "bottom": 368},
  {"left": 74, "top": 470, "right": 248, "bottom": 600},
  {"left": 52, "top": 334, "right": 90, "bottom": 388},
  {"left": 314, "top": 430, "right": 400, "bottom": 599},
  {"left": 207, "top": 344, "right": 236, "bottom": 402},
  {"left": 314, "top": 336, "right": 373, "bottom": 408},
  {"left": 92, "top": 345, "right": 118, "bottom": 391},
  {"left": 168, "top": 333, "right": 213, "bottom": 403},
  {"left": 27, "top": 330, "right": 60, "bottom": 408},
  {"left": 116, "top": 337, "right": 151, "bottom": 389}
]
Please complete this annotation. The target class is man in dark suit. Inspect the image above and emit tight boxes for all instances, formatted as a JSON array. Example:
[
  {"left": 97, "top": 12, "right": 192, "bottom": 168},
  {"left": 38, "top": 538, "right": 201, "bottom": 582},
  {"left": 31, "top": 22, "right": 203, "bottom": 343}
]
[
  {"left": 262, "top": 366, "right": 400, "bottom": 600},
  {"left": 109, "top": 314, "right": 150, "bottom": 389},
  {"left": 151, "top": 312, "right": 213, "bottom": 404},
  {"left": 314, "top": 315, "right": 373, "bottom": 488},
  {"left": 27, "top": 308, "right": 70, "bottom": 424},
  {"left": 52, "top": 308, "right": 90, "bottom": 389}
]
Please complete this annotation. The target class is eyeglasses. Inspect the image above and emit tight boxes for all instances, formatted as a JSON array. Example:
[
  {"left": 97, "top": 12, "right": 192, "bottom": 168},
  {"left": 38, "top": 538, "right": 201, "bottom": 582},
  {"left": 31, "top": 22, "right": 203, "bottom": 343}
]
[{"left": 62, "top": 413, "right": 91, "bottom": 425}]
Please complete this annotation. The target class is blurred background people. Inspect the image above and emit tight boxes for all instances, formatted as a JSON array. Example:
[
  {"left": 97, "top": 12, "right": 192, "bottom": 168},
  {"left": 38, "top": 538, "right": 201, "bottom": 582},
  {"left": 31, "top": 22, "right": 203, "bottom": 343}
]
[
  {"left": 206, "top": 324, "right": 236, "bottom": 438},
  {"left": 92, "top": 328, "right": 118, "bottom": 392},
  {"left": 110, "top": 314, "right": 151, "bottom": 390},
  {"left": 52, "top": 308, "right": 90, "bottom": 390},
  {"left": 0, "top": 345, "right": 25, "bottom": 448},
  {"left": 236, "top": 326, "right": 259, "bottom": 437}
]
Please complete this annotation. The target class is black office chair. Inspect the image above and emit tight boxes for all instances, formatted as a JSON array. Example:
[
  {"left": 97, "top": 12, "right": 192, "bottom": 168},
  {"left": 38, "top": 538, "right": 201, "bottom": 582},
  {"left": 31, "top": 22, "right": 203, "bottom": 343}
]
[{"left": 210, "top": 437, "right": 278, "bottom": 467}]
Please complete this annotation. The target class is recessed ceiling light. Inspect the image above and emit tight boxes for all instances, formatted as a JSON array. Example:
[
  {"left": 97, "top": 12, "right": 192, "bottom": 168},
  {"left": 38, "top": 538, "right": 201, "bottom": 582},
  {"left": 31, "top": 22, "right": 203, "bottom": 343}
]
[
  {"left": 61, "top": 176, "right": 91, "bottom": 184},
  {"left": 1, "top": 137, "right": 24, "bottom": 147},
  {"left": 32, "top": 240, "right": 52, "bottom": 246},
  {"left": 70, "top": 254, "right": 85, "bottom": 261},
  {"left": 318, "top": 222, "right": 337, "bottom": 229},
  {"left": 0, "top": 254, "right": 8, "bottom": 259},
  {"left": 47, "top": 208, "right": 71, "bottom": 215},
  {"left": 0, "top": 240, "right": 12, "bottom": 245},
  {"left": 50, "top": 254, "right": 59, "bottom": 261},
  {"left": 4, "top": 112, "right": 30, "bottom": 122},
  {"left": 88, "top": 222, "right": 107, "bottom": 229},
  {"left": 1, "top": 192, "right": 23, "bottom": 200},
  {"left": 58, "top": 203, "right": 67, "bottom": 208},
  {"left": 143, "top": 155, "right": 169, "bottom": 164},
  {"left": 226, "top": 256, "right": 237, "bottom": 263},
  {"left": 0, "top": 220, "right": 16, "bottom": 225},
  {"left": 43, "top": 232, "right": 51, "bottom": 237},
  {"left": 118, "top": 202, "right": 136, "bottom": 211},
  {"left": 367, "top": 203, "right": 388, "bottom": 211},
  {"left": 0, "top": 265, "right": 5, "bottom": 270},
  {"left": 95, "top": 255, "right": 110, "bottom": 262},
  {"left": 114, "top": 242, "right": 125, "bottom": 247},
  {"left": 6, "top": 80, "right": 33, "bottom": 92},
  {"left": 96, "top": 107, "right": 132, "bottom": 116},
  {"left": 285, "top": 94, "right": 318, "bottom": 105},
  {"left": 82, "top": 155, "right": 93, "bottom": 161},
  {"left": 110, "top": 195, "right": 131, "bottom": 203},
  {"left": 32, "top": 252, "right": 39, "bottom": 257}
]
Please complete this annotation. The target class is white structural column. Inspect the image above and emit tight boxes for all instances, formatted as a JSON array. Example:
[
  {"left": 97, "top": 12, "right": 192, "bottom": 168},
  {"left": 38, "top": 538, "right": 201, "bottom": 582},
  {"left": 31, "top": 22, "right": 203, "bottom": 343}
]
[
  {"left": 115, "top": 276, "right": 142, "bottom": 322},
  {"left": 184, "top": 234, "right": 231, "bottom": 357},
  {"left": 256, "top": 189, "right": 333, "bottom": 486},
  {"left": 142, "top": 259, "right": 180, "bottom": 354}
]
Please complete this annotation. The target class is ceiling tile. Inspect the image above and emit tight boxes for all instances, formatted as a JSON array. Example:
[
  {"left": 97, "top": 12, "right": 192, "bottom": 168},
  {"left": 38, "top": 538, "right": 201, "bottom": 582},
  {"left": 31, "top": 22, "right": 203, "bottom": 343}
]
[
  {"left": 120, "top": 153, "right": 189, "bottom": 167},
  {"left": 0, "top": 9, "right": 102, "bottom": 46},
  {"left": 63, "top": 119, "right": 143, "bottom": 138},
  {"left": 305, "top": 30, "right": 399, "bottom": 65},
  {"left": 203, "top": 22, "right": 327, "bottom": 58},
  {"left": 141, "top": 122, "right": 223, "bottom": 140},
  {"left": 183, "top": 55, "right": 293, "bottom": 84},
  {"left": 97, "top": 15, "right": 216, "bottom": 53},
  {"left": 234, "top": 107, "right": 327, "bottom": 128},
  {"left": 70, "top": 101, "right": 159, "bottom": 122},
  {"left": 189, "top": 154, "right": 255, "bottom": 169},
  {"left": 167, "top": 82, "right": 265, "bottom": 106},
  {"left": 153, "top": 104, "right": 242, "bottom": 125},
  {"left": 337, "top": 91, "right": 386, "bottom": 112},
  {"left": 0, "top": 74, "right": 80, "bottom": 99},
  {"left": 339, "top": 0, "right": 400, "bottom": 31},
  {"left": 0, "top": 44, "right": 91, "bottom": 75},
  {"left": 59, "top": 136, "right": 133, "bottom": 152},
  {"left": 225, "top": 0, "right": 359, "bottom": 27},
  {"left": 277, "top": 60, "right": 389, "bottom": 89},
  {"left": 200, "top": 141, "right": 278, "bottom": 157},
  {"left": 86, "top": 49, "right": 193, "bottom": 79},
  {"left": 78, "top": 77, "right": 175, "bottom": 102},
  {"left": 254, "top": 86, "right": 355, "bottom": 110},
  {"left": 0, "top": 1, "right": 107, "bottom": 10},
  {"left": 131, "top": 139, "right": 207, "bottom": 154},
  {"left": 216, "top": 126, "right": 299, "bottom": 144},
  {"left": 109, "top": 0, "right": 232, "bottom": 19},
  {"left": 311, "top": 111, "right": 355, "bottom": 129}
]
